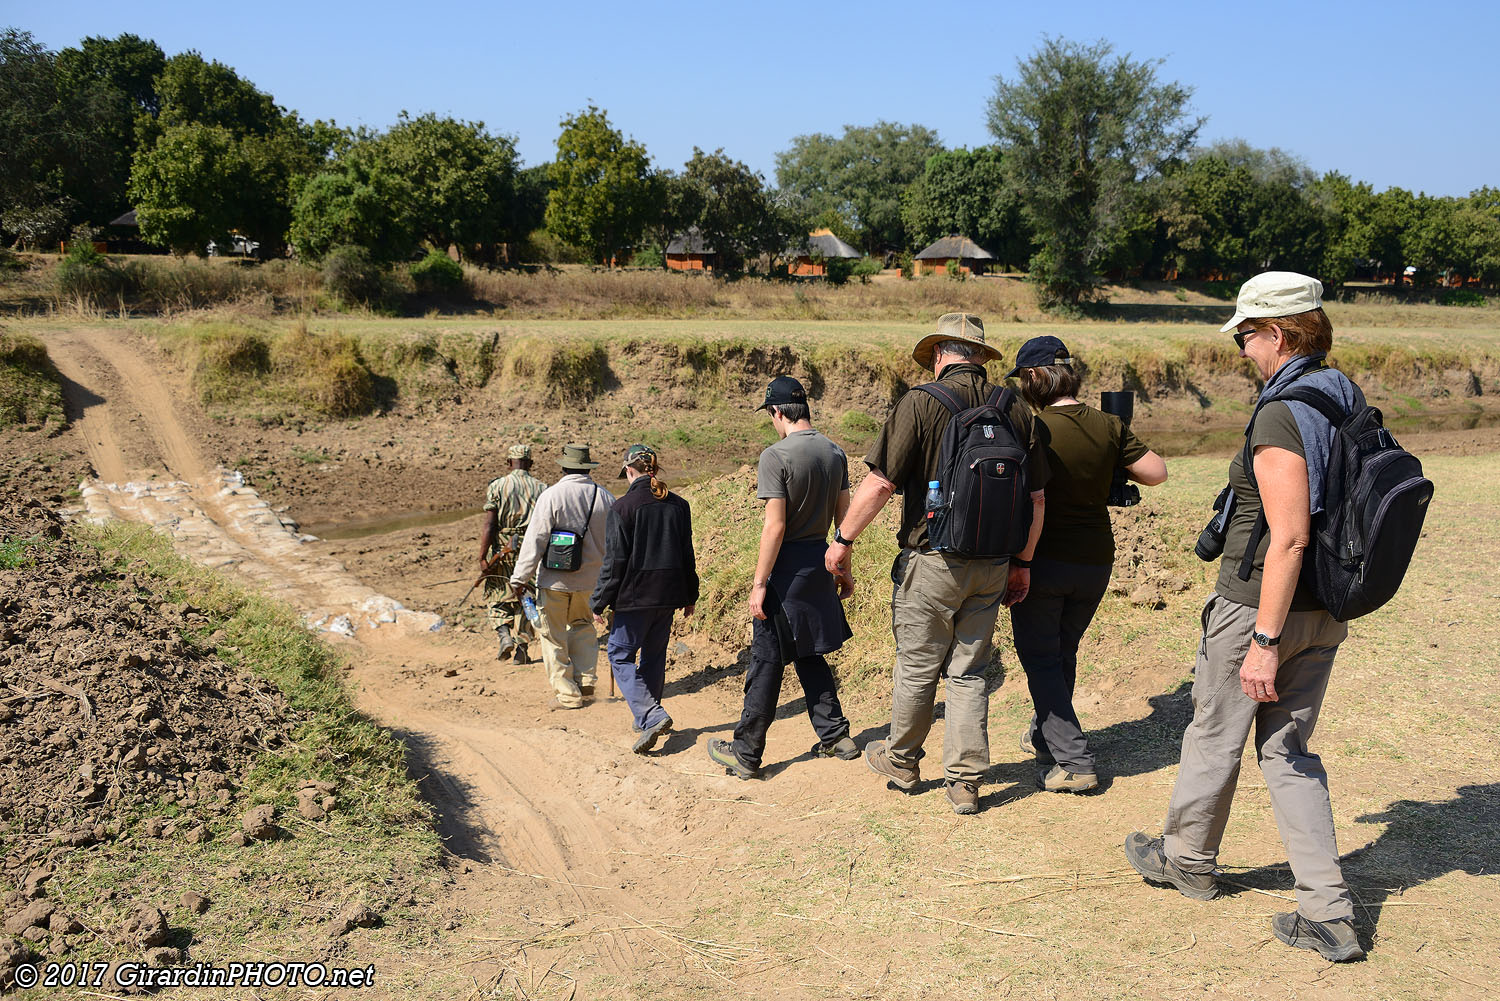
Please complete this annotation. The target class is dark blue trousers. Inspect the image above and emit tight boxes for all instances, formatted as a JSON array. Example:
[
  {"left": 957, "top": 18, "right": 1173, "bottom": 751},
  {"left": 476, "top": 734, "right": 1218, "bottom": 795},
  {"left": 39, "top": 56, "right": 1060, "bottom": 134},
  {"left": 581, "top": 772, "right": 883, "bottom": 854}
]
[{"left": 607, "top": 607, "right": 673, "bottom": 731}]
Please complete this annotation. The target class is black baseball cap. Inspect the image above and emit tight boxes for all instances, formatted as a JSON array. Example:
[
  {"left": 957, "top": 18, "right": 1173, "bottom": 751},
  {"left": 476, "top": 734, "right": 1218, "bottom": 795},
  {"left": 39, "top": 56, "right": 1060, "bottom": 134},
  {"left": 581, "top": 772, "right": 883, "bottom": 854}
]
[
  {"left": 755, "top": 375, "right": 808, "bottom": 412},
  {"left": 1005, "top": 335, "right": 1075, "bottom": 378}
]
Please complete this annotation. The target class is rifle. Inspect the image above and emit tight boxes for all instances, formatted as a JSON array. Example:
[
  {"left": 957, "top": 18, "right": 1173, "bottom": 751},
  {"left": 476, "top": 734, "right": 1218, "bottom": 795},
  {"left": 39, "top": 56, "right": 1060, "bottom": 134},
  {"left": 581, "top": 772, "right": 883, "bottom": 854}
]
[{"left": 454, "top": 533, "right": 523, "bottom": 607}]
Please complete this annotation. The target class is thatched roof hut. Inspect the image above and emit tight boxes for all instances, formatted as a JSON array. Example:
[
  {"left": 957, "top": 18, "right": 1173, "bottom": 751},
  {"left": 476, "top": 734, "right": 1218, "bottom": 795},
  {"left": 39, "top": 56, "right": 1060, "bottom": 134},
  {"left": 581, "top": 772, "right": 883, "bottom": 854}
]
[
  {"left": 789, "top": 230, "right": 862, "bottom": 277},
  {"left": 665, "top": 228, "right": 715, "bottom": 271},
  {"left": 913, "top": 235, "right": 994, "bottom": 275}
]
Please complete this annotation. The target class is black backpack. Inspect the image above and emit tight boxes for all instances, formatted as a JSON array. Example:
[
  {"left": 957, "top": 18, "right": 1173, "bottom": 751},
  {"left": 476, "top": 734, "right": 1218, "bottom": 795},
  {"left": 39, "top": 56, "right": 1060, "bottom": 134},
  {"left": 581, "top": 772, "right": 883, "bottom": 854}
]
[
  {"left": 918, "top": 382, "right": 1031, "bottom": 558},
  {"left": 1238, "top": 382, "right": 1434, "bottom": 621}
]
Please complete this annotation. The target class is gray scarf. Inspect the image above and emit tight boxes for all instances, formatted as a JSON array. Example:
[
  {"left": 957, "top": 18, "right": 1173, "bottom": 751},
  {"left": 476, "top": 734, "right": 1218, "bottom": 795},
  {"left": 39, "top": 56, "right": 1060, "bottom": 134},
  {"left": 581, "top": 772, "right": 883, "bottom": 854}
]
[{"left": 1251, "top": 352, "right": 1364, "bottom": 515}]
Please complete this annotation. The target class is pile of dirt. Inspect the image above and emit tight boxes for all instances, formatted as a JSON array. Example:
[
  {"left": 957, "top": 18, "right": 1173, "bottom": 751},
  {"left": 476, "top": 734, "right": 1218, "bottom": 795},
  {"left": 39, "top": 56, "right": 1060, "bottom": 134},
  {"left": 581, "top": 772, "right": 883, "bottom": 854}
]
[
  {"left": 1107, "top": 504, "right": 1196, "bottom": 610},
  {"left": 0, "top": 497, "right": 297, "bottom": 973}
]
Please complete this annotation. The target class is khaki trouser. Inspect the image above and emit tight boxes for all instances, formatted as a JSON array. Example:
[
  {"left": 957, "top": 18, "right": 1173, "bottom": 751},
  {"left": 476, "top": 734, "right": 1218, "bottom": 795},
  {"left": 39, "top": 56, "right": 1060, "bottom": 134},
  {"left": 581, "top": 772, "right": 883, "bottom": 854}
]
[
  {"left": 536, "top": 588, "right": 599, "bottom": 708},
  {"left": 483, "top": 552, "right": 532, "bottom": 652},
  {"left": 887, "top": 549, "right": 1010, "bottom": 785},
  {"left": 1163, "top": 593, "right": 1352, "bottom": 921}
]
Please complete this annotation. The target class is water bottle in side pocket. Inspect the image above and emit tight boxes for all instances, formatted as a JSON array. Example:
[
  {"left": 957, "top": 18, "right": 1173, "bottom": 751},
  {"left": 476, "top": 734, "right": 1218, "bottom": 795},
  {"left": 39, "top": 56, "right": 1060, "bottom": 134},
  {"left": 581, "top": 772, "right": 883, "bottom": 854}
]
[{"left": 521, "top": 592, "right": 540, "bottom": 626}]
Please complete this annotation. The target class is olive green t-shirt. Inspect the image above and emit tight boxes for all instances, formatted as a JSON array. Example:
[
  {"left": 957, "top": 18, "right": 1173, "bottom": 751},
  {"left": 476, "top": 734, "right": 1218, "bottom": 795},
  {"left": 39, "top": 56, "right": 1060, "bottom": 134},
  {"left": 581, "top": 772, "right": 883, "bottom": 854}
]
[
  {"left": 1033, "top": 404, "right": 1150, "bottom": 566},
  {"left": 1215, "top": 401, "right": 1321, "bottom": 609},
  {"left": 864, "top": 363, "right": 1050, "bottom": 550}
]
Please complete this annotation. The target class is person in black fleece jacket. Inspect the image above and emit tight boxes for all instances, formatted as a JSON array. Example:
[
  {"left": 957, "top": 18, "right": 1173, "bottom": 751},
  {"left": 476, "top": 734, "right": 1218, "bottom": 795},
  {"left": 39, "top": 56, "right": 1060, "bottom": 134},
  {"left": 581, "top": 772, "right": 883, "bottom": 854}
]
[{"left": 591, "top": 444, "right": 699, "bottom": 753}]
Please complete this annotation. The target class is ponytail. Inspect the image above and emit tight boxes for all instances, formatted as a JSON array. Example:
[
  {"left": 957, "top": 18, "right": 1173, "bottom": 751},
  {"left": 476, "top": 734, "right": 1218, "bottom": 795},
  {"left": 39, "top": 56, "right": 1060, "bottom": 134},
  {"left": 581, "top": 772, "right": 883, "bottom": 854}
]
[{"left": 629, "top": 453, "right": 668, "bottom": 499}]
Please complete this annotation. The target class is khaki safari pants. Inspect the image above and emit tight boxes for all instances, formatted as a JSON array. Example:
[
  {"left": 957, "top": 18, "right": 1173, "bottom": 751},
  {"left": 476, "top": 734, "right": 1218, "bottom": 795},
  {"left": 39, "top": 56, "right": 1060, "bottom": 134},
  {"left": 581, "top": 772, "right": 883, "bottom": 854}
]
[
  {"left": 887, "top": 549, "right": 1010, "bottom": 785},
  {"left": 536, "top": 588, "right": 599, "bottom": 708},
  {"left": 482, "top": 552, "right": 533, "bottom": 652},
  {"left": 1163, "top": 592, "right": 1353, "bottom": 922}
]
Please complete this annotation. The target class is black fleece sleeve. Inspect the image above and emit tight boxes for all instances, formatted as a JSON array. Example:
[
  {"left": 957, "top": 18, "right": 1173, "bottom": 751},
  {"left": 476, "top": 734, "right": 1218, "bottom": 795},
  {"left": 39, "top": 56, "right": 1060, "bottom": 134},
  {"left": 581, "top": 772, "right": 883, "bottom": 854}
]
[{"left": 590, "top": 505, "right": 628, "bottom": 615}]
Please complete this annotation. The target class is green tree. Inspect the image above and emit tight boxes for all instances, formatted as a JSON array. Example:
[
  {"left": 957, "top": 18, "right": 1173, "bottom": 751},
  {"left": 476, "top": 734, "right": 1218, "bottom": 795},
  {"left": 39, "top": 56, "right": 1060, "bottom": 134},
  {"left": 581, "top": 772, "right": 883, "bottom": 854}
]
[
  {"left": 775, "top": 122, "right": 943, "bottom": 254},
  {"left": 289, "top": 151, "right": 416, "bottom": 262},
  {"left": 55, "top": 34, "right": 165, "bottom": 225},
  {"left": 127, "top": 123, "right": 247, "bottom": 254},
  {"left": 545, "top": 105, "right": 655, "bottom": 266},
  {"left": 681, "top": 148, "right": 791, "bottom": 273},
  {"left": 152, "top": 51, "right": 283, "bottom": 139},
  {"left": 986, "top": 37, "right": 1201, "bottom": 308},
  {"left": 367, "top": 112, "right": 518, "bottom": 261},
  {"left": 899, "top": 147, "right": 1028, "bottom": 268},
  {"left": 638, "top": 170, "right": 704, "bottom": 269}
]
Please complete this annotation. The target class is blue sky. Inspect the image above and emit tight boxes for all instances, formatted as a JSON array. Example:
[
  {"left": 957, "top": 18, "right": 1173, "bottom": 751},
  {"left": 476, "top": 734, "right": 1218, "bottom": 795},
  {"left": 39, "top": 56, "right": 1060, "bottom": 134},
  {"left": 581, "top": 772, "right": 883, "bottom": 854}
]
[{"left": 17, "top": 0, "right": 1499, "bottom": 196}]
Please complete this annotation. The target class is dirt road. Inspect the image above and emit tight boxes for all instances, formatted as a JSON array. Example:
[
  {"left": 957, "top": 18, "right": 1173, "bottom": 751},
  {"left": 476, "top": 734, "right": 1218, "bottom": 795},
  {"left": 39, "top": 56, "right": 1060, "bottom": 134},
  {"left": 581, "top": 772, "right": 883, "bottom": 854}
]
[{"left": 35, "top": 326, "right": 1499, "bottom": 1000}]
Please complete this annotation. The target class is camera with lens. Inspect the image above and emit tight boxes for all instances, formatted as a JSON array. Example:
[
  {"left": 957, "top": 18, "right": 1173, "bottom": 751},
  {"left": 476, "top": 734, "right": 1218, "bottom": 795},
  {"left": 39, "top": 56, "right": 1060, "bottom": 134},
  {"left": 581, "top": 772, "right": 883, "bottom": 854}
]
[
  {"left": 1100, "top": 391, "right": 1142, "bottom": 507},
  {"left": 1195, "top": 485, "right": 1236, "bottom": 562}
]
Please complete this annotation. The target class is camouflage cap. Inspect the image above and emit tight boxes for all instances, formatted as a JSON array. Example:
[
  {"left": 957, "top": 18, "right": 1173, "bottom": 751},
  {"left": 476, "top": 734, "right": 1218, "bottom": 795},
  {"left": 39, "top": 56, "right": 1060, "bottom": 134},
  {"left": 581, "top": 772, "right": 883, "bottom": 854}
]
[
  {"left": 507, "top": 443, "right": 531, "bottom": 460},
  {"left": 619, "top": 443, "right": 657, "bottom": 478}
]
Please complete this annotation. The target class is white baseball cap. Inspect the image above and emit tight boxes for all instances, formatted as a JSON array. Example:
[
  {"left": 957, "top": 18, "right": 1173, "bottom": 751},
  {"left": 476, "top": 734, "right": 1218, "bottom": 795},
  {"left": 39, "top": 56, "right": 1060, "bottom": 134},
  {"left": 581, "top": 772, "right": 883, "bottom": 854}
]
[{"left": 1219, "top": 271, "right": 1325, "bottom": 333}]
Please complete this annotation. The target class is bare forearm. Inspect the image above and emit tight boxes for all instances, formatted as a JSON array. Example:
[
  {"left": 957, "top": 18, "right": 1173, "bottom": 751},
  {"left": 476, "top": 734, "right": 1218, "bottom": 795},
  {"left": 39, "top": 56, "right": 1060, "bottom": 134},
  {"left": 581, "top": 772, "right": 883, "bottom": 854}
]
[
  {"left": 1256, "top": 536, "right": 1305, "bottom": 636},
  {"left": 754, "top": 521, "right": 785, "bottom": 585},
  {"left": 1018, "top": 492, "right": 1044, "bottom": 561},
  {"left": 839, "top": 473, "right": 895, "bottom": 540}
]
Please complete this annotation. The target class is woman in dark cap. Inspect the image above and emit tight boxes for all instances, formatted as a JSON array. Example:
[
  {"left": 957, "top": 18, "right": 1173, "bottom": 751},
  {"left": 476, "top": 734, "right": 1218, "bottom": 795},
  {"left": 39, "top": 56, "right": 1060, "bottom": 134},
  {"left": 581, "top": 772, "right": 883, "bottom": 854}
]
[
  {"left": 1005, "top": 335, "right": 1167, "bottom": 792},
  {"left": 590, "top": 444, "right": 698, "bottom": 754}
]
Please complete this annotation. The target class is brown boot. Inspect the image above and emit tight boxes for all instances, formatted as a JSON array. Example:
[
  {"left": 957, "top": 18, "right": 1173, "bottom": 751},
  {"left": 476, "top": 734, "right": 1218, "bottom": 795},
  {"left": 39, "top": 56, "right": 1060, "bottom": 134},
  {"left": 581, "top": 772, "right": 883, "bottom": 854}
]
[
  {"left": 944, "top": 780, "right": 979, "bottom": 815},
  {"left": 864, "top": 739, "right": 919, "bottom": 791}
]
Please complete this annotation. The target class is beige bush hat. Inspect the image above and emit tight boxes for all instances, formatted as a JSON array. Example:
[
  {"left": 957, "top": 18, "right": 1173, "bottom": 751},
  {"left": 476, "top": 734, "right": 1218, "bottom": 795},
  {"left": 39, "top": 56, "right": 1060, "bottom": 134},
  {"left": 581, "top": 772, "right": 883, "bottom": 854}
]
[
  {"left": 1220, "top": 272, "right": 1325, "bottom": 332},
  {"left": 911, "top": 312, "right": 1002, "bottom": 370},
  {"left": 557, "top": 443, "right": 600, "bottom": 471}
]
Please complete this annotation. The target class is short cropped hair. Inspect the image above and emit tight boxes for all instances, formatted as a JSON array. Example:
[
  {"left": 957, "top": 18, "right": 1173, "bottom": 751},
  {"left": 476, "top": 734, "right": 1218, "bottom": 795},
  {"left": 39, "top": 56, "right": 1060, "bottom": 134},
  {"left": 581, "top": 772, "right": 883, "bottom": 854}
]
[
  {"left": 1018, "top": 364, "right": 1083, "bottom": 410},
  {"left": 1250, "top": 307, "right": 1333, "bottom": 356},
  {"left": 772, "top": 402, "right": 810, "bottom": 423},
  {"left": 934, "top": 339, "right": 981, "bottom": 361}
]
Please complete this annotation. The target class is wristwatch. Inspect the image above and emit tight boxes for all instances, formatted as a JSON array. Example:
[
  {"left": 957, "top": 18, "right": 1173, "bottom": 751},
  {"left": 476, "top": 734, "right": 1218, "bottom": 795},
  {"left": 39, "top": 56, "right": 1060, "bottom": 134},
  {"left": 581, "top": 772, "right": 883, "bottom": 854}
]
[
  {"left": 833, "top": 528, "right": 856, "bottom": 547},
  {"left": 1252, "top": 630, "right": 1281, "bottom": 648}
]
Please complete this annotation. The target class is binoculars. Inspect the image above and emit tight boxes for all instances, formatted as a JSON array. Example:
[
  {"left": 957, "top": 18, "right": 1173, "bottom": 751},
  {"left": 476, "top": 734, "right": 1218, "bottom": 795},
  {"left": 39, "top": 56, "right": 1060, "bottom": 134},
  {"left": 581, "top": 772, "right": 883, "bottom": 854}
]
[{"left": 1100, "top": 391, "right": 1141, "bottom": 508}]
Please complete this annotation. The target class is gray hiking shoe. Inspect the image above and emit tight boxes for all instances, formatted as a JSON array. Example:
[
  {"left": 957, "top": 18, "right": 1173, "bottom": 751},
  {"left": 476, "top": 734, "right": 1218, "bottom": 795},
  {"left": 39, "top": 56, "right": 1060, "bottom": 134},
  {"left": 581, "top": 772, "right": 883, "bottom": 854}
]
[
  {"left": 944, "top": 780, "right": 979, "bottom": 815},
  {"left": 707, "top": 738, "right": 758, "bottom": 780},
  {"left": 1123, "top": 832, "right": 1220, "bottom": 901},
  {"left": 632, "top": 716, "right": 672, "bottom": 754},
  {"left": 1040, "top": 764, "right": 1099, "bottom": 793},
  {"left": 811, "top": 736, "right": 860, "bottom": 760},
  {"left": 1272, "top": 911, "right": 1365, "bottom": 962},
  {"left": 1020, "top": 727, "right": 1055, "bottom": 765},
  {"left": 864, "top": 739, "right": 919, "bottom": 791}
]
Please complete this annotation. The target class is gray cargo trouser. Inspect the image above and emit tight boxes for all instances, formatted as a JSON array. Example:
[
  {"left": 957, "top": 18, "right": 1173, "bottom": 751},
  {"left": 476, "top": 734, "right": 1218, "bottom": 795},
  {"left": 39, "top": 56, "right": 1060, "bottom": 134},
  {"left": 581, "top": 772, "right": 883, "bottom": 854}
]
[
  {"left": 887, "top": 549, "right": 1010, "bottom": 785},
  {"left": 1163, "top": 592, "right": 1353, "bottom": 921}
]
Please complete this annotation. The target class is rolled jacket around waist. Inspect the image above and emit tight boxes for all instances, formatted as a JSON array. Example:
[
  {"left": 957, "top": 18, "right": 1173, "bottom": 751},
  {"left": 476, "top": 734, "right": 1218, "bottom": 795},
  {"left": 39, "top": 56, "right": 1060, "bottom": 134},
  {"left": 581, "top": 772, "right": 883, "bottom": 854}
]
[{"left": 753, "top": 539, "right": 851, "bottom": 666}]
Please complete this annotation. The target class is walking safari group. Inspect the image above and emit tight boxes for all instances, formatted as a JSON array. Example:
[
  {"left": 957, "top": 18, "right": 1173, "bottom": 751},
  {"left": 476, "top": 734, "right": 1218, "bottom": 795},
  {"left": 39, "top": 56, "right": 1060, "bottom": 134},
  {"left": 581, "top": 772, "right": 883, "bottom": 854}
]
[{"left": 472, "top": 271, "right": 1434, "bottom": 965}]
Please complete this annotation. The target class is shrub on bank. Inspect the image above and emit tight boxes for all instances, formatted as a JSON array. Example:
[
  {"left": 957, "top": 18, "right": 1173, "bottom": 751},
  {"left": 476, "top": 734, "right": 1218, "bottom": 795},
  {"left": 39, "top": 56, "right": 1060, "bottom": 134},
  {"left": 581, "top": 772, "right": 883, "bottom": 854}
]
[
  {"left": 409, "top": 250, "right": 465, "bottom": 295},
  {"left": 0, "top": 329, "right": 65, "bottom": 428},
  {"left": 54, "top": 242, "right": 123, "bottom": 307},
  {"left": 271, "top": 322, "right": 377, "bottom": 417},
  {"left": 322, "top": 245, "right": 387, "bottom": 307}
]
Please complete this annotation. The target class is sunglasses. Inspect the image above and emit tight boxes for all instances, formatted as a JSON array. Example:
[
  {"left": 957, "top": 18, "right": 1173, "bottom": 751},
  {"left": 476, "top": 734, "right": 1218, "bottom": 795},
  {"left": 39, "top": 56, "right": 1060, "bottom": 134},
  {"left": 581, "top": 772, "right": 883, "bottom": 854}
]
[{"left": 1233, "top": 327, "right": 1255, "bottom": 350}]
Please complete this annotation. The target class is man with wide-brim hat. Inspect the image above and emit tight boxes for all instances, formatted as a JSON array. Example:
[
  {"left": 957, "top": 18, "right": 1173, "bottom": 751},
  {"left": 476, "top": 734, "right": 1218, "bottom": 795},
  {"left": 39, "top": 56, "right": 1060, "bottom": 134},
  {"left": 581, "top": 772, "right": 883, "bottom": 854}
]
[
  {"left": 823, "top": 312, "right": 1050, "bottom": 815},
  {"left": 512, "top": 443, "right": 614, "bottom": 710},
  {"left": 478, "top": 443, "right": 547, "bottom": 663}
]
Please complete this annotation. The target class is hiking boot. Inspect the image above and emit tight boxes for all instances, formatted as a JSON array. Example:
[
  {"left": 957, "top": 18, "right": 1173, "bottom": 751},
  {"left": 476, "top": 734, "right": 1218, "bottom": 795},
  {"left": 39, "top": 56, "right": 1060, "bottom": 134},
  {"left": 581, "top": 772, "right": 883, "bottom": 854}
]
[
  {"left": 864, "top": 739, "right": 919, "bottom": 791},
  {"left": 580, "top": 684, "right": 595, "bottom": 697},
  {"left": 811, "top": 736, "right": 860, "bottom": 760},
  {"left": 1123, "top": 832, "right": 1220, "bottom": 901},
  {"left": 632, "top": 716, "right": 672, "bottom": 754},
  {"left": 511, "top": 645, "right": 530, "bottom": 665},
  {"left": 707, "top": 738, "right": 758, "bottom": 780},
  {"left": 1020, "top": 727, "right": 1055, "bottom": 765},
  {"left": 1040, "top": 764, "right": 1099, "bottom": 793},
  {"left": 496, "top": 639, "right": 516, "bottom": 661},
  {"left": 1271, "top": 911, "right": 1365, "bottom": 962},
  {"left": 944, "top": 780, "right": 979, "bottom": 815},
  {"left": 547, "top": 698, "right": 583, "bottom": 712}
]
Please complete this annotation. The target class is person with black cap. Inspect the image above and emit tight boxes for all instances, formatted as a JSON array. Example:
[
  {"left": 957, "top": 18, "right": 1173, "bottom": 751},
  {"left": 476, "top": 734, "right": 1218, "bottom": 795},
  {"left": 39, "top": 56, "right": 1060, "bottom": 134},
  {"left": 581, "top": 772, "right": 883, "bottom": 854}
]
[
  {"left": 1004, "top": 336, "right": 1167, "bottom": 793},
  {"left": 706, "top": 377, "right": 859, "bottom": 780},
  {"left": 591, "top": 444, "right": 698, "bottom": 753}
]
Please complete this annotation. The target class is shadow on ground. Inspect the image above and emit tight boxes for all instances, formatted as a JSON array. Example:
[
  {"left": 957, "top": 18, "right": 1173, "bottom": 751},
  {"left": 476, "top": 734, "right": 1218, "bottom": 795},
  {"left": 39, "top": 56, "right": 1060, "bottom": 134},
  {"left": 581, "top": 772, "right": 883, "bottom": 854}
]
[
  {"left": 1224, "top": 782, "right": 1500, "bottom": 954},
  {"left": 388, "top": 722, "right": 499, "bottom": 865}
]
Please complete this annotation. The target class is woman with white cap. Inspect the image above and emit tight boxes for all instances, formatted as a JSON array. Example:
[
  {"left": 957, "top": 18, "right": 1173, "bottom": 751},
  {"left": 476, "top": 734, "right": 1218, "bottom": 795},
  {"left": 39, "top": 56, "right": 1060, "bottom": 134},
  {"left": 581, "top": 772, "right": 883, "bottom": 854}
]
[
  {"left": 1125, "top": 272, "right": 1368, "bottom": 963},
  {"left": 1005, "top": 335, "right": 1167, "bottom": 793}
]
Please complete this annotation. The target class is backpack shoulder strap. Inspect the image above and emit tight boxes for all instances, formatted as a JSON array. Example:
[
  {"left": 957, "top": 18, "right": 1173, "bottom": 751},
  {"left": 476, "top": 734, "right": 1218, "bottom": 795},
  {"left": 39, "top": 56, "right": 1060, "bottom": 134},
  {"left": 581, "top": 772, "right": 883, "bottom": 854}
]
[
  {"left": 576, "top": 484, "right": 600, "bottom": 541},
  {"left": 1275, "top": 384, "right": 1353, "bottom": 427},
  {"left": 916, "top": 381, "right": 965, "bottom": 416}
]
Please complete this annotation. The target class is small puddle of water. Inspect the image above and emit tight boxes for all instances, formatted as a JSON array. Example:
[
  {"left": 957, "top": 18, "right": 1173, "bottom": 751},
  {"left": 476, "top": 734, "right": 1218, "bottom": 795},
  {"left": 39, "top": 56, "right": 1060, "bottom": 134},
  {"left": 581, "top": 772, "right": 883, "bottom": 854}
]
[
  {"left": 1141, "top": 408, "right": 1499, "bottom": 457},
  {"left": 305, "top": 507, "right": 483, "bottom": 542}
]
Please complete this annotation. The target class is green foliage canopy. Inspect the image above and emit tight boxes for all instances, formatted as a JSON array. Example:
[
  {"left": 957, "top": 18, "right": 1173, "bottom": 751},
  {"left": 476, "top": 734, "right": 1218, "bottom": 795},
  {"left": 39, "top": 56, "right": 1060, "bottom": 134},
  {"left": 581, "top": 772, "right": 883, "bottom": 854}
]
[
  {"left": 899, "top": 147, "right": 1028, "bottom": 268},
  {"left": 987, "top": 37, "right": 1201, "bottom": 308},
  {"left": 545, "top": 105, "right": 655, "bottom": 265}
]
